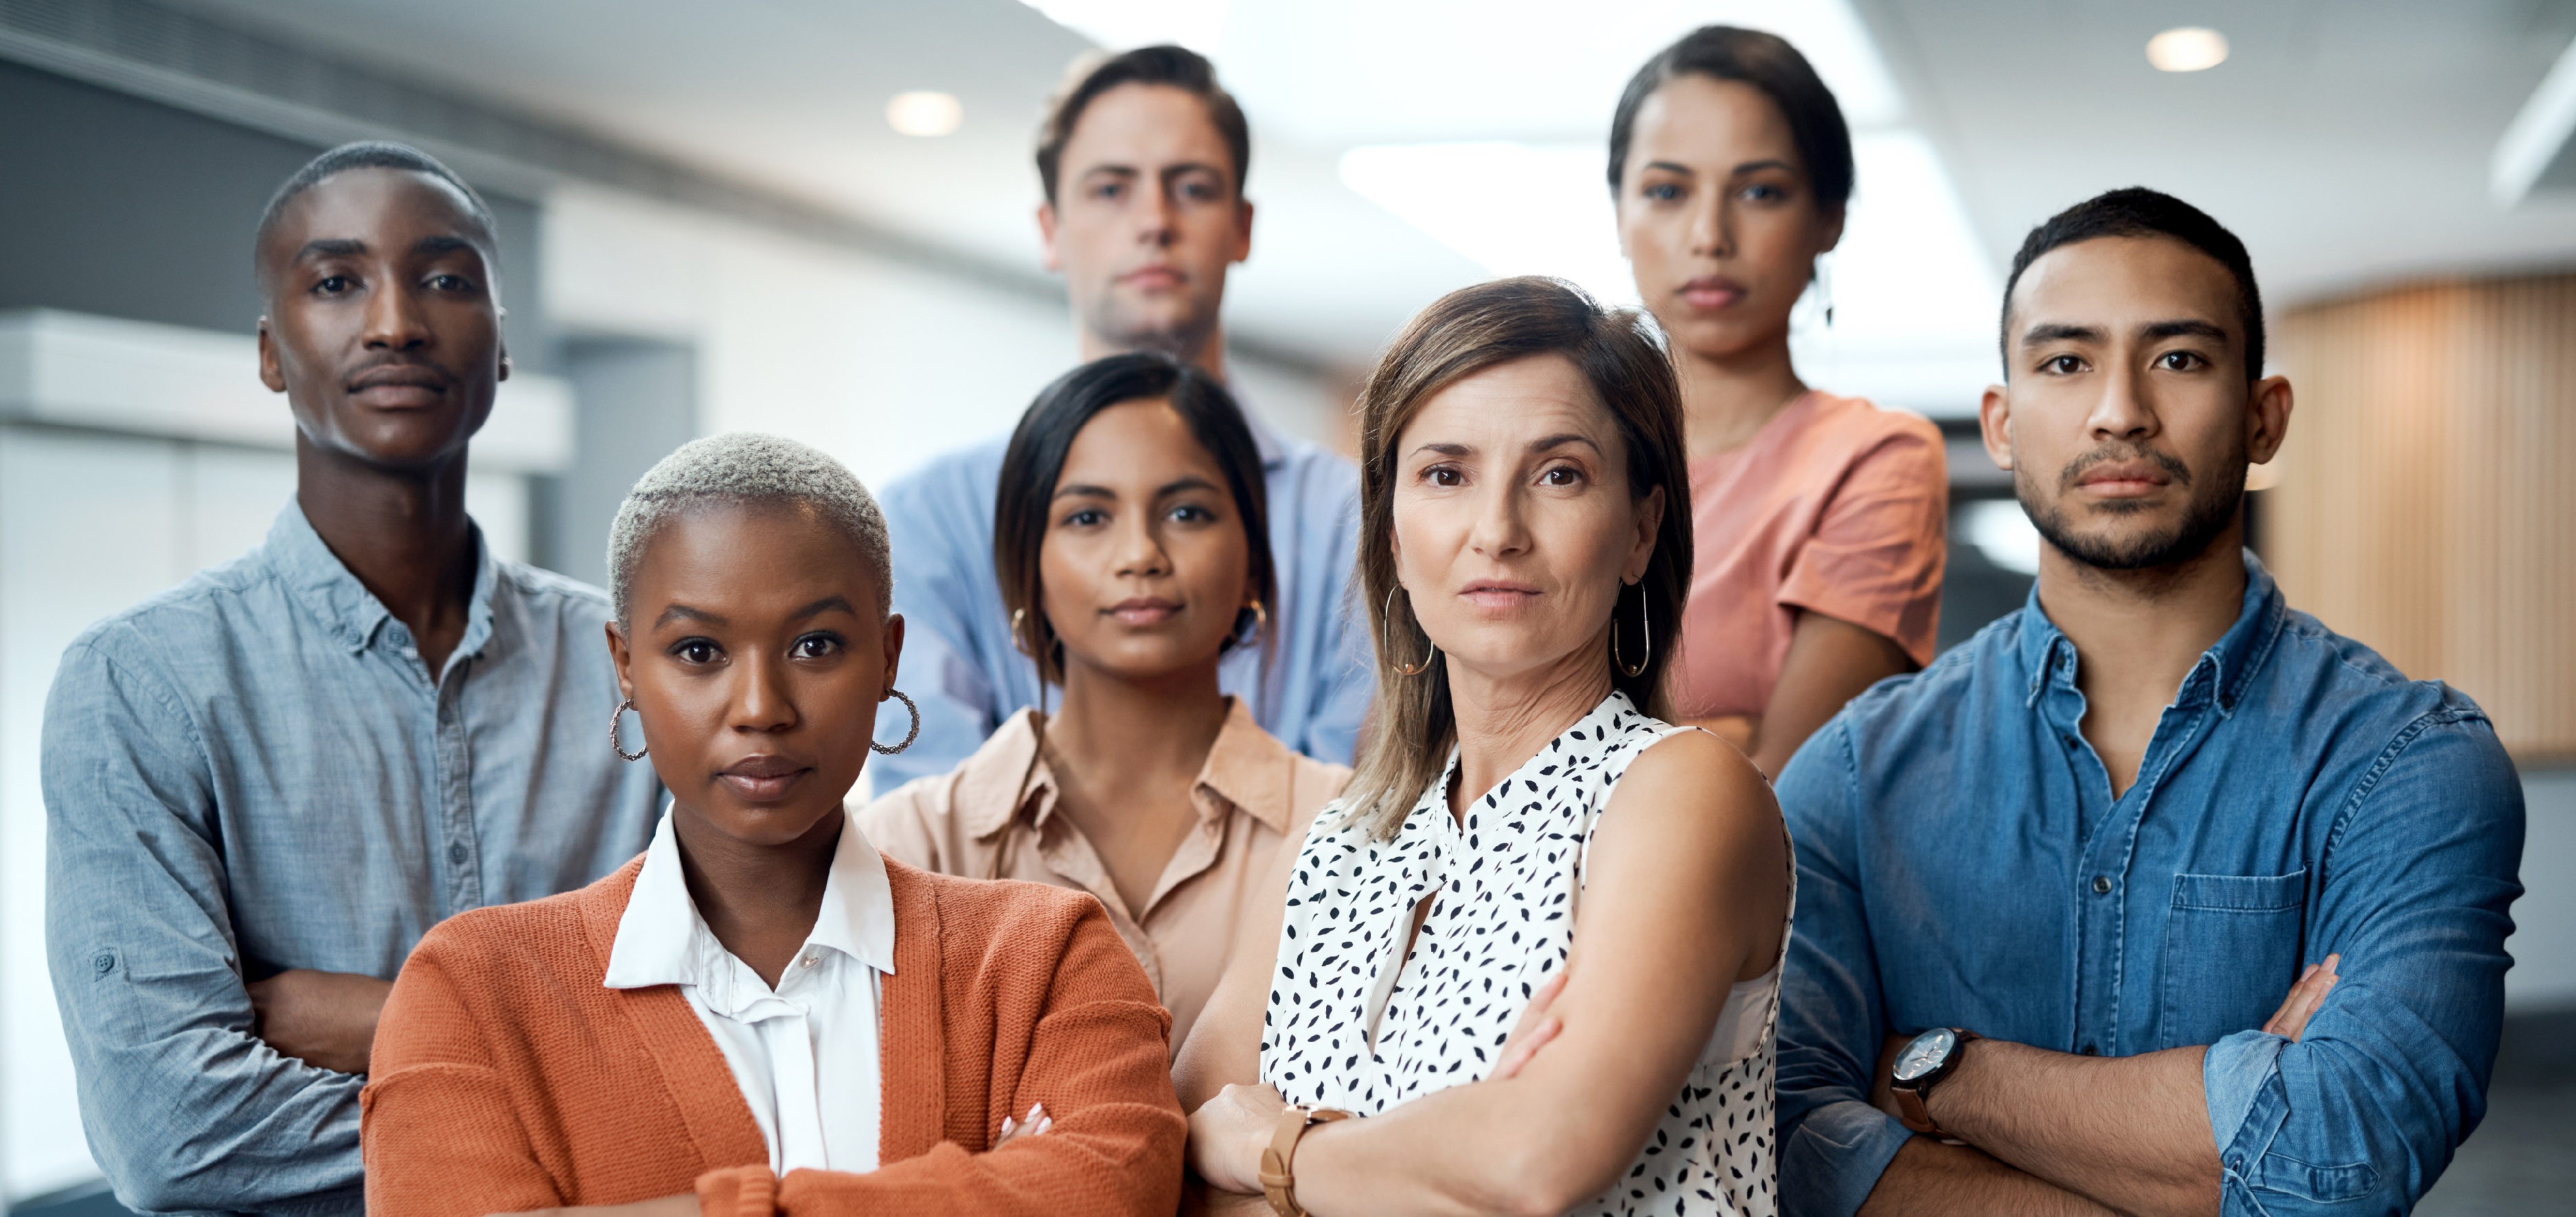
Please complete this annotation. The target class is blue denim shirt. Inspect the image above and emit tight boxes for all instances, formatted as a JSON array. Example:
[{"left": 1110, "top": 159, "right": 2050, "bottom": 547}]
[
  {"left": 1774, "top": 552, "right": 2524, "bottom": 1217},
  {"left": 43, "top": 502, "right": 663, "bottom": 1216},
  {"left": 868, "top": 415, "right": 1370, "bottom": 785}
]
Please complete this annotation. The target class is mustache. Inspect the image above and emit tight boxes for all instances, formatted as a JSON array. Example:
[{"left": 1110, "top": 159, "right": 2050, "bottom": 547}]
[{"left": 2058, "top": 444, "right": 2193, "bottom": 490}]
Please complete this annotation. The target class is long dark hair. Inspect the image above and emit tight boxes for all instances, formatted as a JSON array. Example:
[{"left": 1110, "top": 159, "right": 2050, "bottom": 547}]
[
  {"left": 992, "top": 352, "right": 1277, "bottom": 688},
  {"left": 1607, "top": 25, "right": 1854, "bottom": 211},
  {"left": 1345, "top": 277, "right": 1692, "bottom": 839}
]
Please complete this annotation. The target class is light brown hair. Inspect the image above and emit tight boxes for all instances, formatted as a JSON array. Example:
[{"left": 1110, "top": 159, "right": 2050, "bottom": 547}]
[
  {"left": 1344, "top": 277, "right": 1693, "bottom": 839},
  {"left": 1035, "top": 45, "right": 1251, "bottom": 204}
]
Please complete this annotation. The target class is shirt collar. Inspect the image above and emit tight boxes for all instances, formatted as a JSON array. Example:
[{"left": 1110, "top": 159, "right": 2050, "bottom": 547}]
[
  {"left": 951, "top": 697, "right": 1295, "bottom": 838},
  {"left": 604, "top": 809, "right": 898, "bottom": 997},
  {"left": 2018, "top": 547, "right": 2285, "bottom": 716},
  {"left": 267, "top": 497, "right": 499, "bottom": 661}
]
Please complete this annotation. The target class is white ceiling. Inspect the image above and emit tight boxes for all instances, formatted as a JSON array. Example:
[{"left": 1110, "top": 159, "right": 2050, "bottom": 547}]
[{"left": 159, "top": 0, "right": 2576, "bottom": 405}]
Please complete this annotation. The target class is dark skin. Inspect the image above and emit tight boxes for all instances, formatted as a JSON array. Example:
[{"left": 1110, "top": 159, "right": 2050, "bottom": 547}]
[
  {"left": 242, "top": 166, "right": 510, "bottom": 1075},
  {"left": 503, "top": 501, "right": 906, "bottom": 1217}
]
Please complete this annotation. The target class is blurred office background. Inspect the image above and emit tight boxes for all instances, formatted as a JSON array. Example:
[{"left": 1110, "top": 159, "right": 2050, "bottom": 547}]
[{"left": 1, "top": 0, "right": 2571, "bottom": 1212}]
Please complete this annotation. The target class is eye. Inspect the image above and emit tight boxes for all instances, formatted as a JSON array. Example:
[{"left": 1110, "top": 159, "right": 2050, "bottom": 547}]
[
  {"left": 1062, "top": 507, "right": 1107, "bottom": 528},
  {"left": 426, "top": 273, "right": 473, "bottom": 292},
  {"left": 1168, "top": 503, "right": 1218, "bottom": 523},
  {"left": 1740, "top": 182, "right": 1787, "bottom": 203},
  {"left": 670, "top": 637, "right": 721, "bottom": 665},
  {"left": 1540, "top": 465, "right": 1584, "bottom": 487},
  {"left": 2156, "top": 350, "right": 2206, "bottom": 372},
  {"left": 1421, "top": 464, "right": 1464, "bottom": 488},
  {"left": 312, "top": 274, "right": 354, "bottom": 296},
  {"left": 1642, "top": 182, "right": 1683, "bottom": 203},
  {"left": 1091, "top": 180, "right": 1124, "bottom": 201},
  {"left": 1181, "top": 179, "right": 1222, "bottom": 203},
  {"left": 2041, "top": 354, "right": 2086, "bottom": 376},
  {"left": 790, "top": 632, "right": 844, "bottom": 661}
]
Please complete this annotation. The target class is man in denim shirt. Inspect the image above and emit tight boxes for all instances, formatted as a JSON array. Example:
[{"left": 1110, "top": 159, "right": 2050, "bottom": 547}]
[
  {"left": 1775, "top": 187, "right": 2523, "bottom": 1217},
  {"left": 870, "top": 46, "right": 1367, "bottom": 786},
  {"left": 43, "top": 144, "right": 659, "bottom": 1214}
]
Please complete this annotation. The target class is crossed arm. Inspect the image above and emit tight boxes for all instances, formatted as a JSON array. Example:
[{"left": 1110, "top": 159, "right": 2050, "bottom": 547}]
[{"left": 1172, "top": 730, "right": 1789, "bottom": 1217}]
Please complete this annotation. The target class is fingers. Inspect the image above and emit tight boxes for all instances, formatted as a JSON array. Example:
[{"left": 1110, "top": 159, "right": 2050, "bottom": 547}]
[
  {"left": 995, "top": 1102, "right": 1049, "bottom": 1147},
  {"left": 1489, "top": 1016, "right": 1561, "bottom": 1081},
  {"left": 2261, "top": 954, "right": 2343, "bottom": 1042}
]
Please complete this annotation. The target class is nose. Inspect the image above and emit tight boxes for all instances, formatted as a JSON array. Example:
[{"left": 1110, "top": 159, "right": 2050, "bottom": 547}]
[
  {"left": 2087, "top": 359, "right": 2161, "bottom": 445},
  {"left": 1113, "top": 509, "right": 1172, "bottom": 579},
  {"left": 1468, "top": 479, "right": 1534, "bottom": 562},
  {"left": 1139, "top": 177, "right": 1178, "bottom": 248},
  {"left": 361, "top": 273, "right": 432, "bottom": 352},
  {"left": 729, "top": 648, "right": 799, "bottom": 735},
  {"left": 1689, "top": 187, "right": 1733, "bottom": 261}
]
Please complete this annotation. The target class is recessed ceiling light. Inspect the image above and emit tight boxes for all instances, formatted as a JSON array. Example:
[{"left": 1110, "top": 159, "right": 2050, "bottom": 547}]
[
  {"left": 885, "top": 91, "right": 964, "bottom": 137},
  {"left": 2146, "top": 27, "right": 2228, "bottom": 73}
]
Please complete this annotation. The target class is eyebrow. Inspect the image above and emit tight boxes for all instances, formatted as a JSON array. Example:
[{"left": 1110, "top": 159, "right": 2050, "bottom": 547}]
[
  {"left": 2143, "top": 319, "right": 2231, "bottom": 344},
  {"left": 1527, "top": 433, "right": 1602, "bottom": 456},
  {"left": 414, "top": 234, "right": 481, "bottom": 258},
  {"left": 2020, "top": 322, "right": 2106, "bottom": 347},
  {"left": 653, "top": 604, "right": 725, "bottom": 629},
  {"left": 791, "top": 595, "right": 857, "bottom": 620},
  {"left": 1731, "top": 158, "right": 1797, "bottom": 177},
  {"left": 293, "top": 238, "right": 367, "bottom": 264}
]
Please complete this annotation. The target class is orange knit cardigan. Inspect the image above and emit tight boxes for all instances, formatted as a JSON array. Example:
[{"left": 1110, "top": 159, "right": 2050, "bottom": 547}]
[{"left": 359, "top": 856, "right": 1185, "bottom": 1217}]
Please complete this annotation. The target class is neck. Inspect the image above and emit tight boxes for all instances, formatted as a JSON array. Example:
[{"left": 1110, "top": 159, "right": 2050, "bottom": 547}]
[
  {"left": 294, "top": 433, "right": 479, "bottom": 672},
  {"left": 1442, "top": 639, "right": 1617, "bottom": 822},
  {"left": 2036, "top": 523, "right": 2249, "bottom": 707},
  {"left": 1674, "top": 333, "right": 1805, "bottom": 460},
  {"left": 1045, "top": 656, "right": 1230, "bottom": 784},
  {"left": 1078, "top": 318, "right": 1229, "bottom": 381},
  {"left": 670, "top": 805, "right": 841, "bottom": 986}
]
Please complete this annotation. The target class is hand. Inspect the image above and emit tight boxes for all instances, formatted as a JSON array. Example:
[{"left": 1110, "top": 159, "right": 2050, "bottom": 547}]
[
  {"left": 994, "top": 1102, "right": 1051, "bottom": 1148},
  {"left": 1187, "top": 1082, "right": 1289, "bottom": 1195},
  {"left": 247, "top": 968, "right": 394, "bottom": 1074},
  {"left": 1488, "top": 966, "right": 1571, "bottom": 1082},
  {"left": 488, "top": 1196, "right": 696, "bottom": 1217},
  {"left": 2261, "top": 954, "right": 2340, "bottom": 1042}
]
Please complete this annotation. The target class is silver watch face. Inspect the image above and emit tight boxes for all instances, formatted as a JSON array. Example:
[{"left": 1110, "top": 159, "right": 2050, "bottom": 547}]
[{"left": 1892, "top": 1027, "right": 1957, "bottom": 1083}]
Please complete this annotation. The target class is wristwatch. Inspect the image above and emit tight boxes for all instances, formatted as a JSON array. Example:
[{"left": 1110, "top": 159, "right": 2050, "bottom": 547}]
[
  {"left": 1888, "top": 1027, "right": 1980, "bottom": 1135},
  {"left": 1259, "top": 1105, "right": 1352, "bottom": 1217}
]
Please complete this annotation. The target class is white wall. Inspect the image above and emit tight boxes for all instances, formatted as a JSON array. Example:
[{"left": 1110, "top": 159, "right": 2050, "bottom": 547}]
[{"left": 2508, "top": 766, "right": 2576, "bottom": 1013}]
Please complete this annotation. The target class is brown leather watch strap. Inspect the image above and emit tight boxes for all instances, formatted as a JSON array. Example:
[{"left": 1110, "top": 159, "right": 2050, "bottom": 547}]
[
  {"left": 1895, "top": 1087, "right": 1937, "bottom": 1135},
  {"left": 1259, "top": 1106, "right": 1352, "bottom": 1217},
  {"left": 1893, "top": 1029, "right": 1981, "bottom": 1137}
]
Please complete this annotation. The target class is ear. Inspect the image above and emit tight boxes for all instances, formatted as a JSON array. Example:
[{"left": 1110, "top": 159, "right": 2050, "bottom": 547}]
[
  {"left": 497, "top": 341, "right": 512, "bottom": 383},
  {"left": 258, "top": 317, "right": 286, "bottom": 394},
  {"left": 1814, "top": 200, "right": 1849, "bottom": 256},
  {"left": 2245, "top": 374, "right": 2293, "bottom": 466},
  {"left": 880, "top": 613, "right": 906, "bottom": 693},
  {"left": 1626, "top": 484, "right": 1667, "bottom": 583},
  {"left": 605, "top": 620, "right": 635, "bottom": 702},
  {"left": 1979, "top": 383, "right": 2014, "bottom": 473},
  {"left": 1231, "top": 198, "right": 1255, "bottom": 264},
  {"left": 1037, "top": 201, "right": 1062, "bottom": 273}
]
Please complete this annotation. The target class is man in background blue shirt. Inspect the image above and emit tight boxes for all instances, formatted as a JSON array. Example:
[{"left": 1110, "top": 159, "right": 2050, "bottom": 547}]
[
  {"left": 43, "top": 143, "right": 659, "bottom": 1215},
  {"left": 870, "top": 45, "right": 1366, "bottom": 785},
  {"left": 1774, "top": 187, "right": 2523, "bottom": 1217}
]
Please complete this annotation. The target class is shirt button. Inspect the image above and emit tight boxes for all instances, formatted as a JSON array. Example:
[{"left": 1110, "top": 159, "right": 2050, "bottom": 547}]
[
  {"left": 2091, "top": 876, "right": 2112, "bottom": 895},
  {"left": 2081, "top": 1043, "right": 2099, "bottom": 1056},
  {"left": 800, "top": 956, "right": 817, "bottom": 968},
  {"left": 448, "top": 843, "right": 469, "bottom": 865}
]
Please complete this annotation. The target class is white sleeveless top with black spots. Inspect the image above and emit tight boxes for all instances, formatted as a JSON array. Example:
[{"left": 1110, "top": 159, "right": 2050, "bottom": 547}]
[{"left": 1260, "top": 690, "right": 1789, "bottom": 1217}]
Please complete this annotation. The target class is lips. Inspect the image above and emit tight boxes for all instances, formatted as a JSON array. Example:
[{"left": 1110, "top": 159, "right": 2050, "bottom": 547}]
[
  {"left": 1106, "top": 597, "right": 1182, "bottom": 626},
  {"left": 717, "top": 755, "right": 810, "bottom": 802},
  {"left": 1678, "top": 275, "right": 1746, "bottom": 312},
  {"left": 1459, "top": 580, "right": 1540, "bottom": 611},
  {"left": 1121, "top": 265, "right": 1184, "bottom": 291},
  {"left": 345, "top": 362, "right": 453, "bottom": 409},
  {"left": 2071, "top": 458, "right": 2178, "bottom": 498}
]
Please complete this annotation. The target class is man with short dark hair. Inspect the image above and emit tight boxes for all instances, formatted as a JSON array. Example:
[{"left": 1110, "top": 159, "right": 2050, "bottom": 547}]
[
  {"left": 1773, "top": 187, "right": 2524, "bottom": 1217},
  {"left": 869, "top": 45, "right": 1367, "bottom": 785},
  {"left": 43, "top": 141, "right": 659, "bottom": 1215}
]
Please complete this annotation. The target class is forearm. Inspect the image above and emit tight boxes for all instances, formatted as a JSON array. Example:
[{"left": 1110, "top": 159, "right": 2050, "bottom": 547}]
[
  {"left": 724, "top": 1124, "right": 1183, "bottom": 1217},
  {"left": 1283, "top": 1078, "right": 1630, "bottom": 1217},
  {"left": 1860, "top": 1139, "right": 2121, "bottom": 1217},
  {"left": 1932, "top": 1040, "right": 2218, "bottom": 1217}
]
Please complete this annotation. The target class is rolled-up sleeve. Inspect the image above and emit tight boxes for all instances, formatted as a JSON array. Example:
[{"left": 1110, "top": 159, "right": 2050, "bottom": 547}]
[
  {"left": 2204, "top": 709, "right": 2522, "bottom": 1216},
  {"left": 43, "top": 637, "right": 365, "bottom": 1214},
  {"left": 1773, "top": 718, "right": 1913, "bottom": 1217},
  {"left": 1776, "top": 418, "right": 1947, "bottom": 668}
]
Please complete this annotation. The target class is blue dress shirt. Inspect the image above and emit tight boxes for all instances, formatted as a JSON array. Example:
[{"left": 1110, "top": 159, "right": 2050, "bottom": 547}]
[
  {"left": 1774, "top": 552, "right": 2524, "bottom": 1217},
  {"left": 43, "top": 501, "right": 663, "bottom": 1216},
  {"left": 869, "top": 413, "right": 1370, "bottom": 785}
]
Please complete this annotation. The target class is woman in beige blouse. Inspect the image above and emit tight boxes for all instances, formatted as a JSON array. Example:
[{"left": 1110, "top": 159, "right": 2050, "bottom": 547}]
[{"left": 858, "top": 353, "right": 1348, "bottom": 1050}]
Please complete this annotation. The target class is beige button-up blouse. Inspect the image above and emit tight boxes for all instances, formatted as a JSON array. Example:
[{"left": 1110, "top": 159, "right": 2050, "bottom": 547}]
[{"left": 854, "top": 697, "right": 1349, "bottom": 1051}]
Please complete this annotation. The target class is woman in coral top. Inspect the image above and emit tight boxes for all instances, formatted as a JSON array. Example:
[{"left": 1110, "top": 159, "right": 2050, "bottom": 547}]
[
  {"left": 1613, "top": 26, "right": 1948, "bottom": 776},
  {"left": 359, "top": 433, "right": 1184, "bottom": 1217}
]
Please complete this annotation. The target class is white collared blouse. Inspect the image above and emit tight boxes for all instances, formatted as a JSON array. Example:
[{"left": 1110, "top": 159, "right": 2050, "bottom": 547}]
[{"left": 604, "top": 812, "right": 898, "bottom": 1174}]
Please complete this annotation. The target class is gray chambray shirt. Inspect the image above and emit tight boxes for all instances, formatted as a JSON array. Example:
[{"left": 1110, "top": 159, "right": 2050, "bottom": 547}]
[{"left": 43, "top": 500, "right": 662, "bottom": 1216}]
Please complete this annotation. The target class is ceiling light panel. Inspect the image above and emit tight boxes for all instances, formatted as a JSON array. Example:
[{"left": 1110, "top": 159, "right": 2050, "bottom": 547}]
[
  {"left": 2146, "top": 26, "right": 2229, "bottom": 73},
  {"left": 885, "top": 91, "right": 964, "bottom": 137}
]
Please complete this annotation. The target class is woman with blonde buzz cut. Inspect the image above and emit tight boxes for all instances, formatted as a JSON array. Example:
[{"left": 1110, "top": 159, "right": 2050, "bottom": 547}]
[{"left": 1177, "top": 277, "right": 1793, "bottom": 1217}]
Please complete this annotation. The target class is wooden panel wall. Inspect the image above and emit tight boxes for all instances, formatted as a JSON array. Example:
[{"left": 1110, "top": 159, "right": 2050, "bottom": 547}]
[{"left": 2267, "top": 274, "right": 2576, "bottom": 760}]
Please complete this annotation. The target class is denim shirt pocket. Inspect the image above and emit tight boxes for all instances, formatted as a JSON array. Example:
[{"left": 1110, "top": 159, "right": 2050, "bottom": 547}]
[{"left": 2159, "top": 869, "right": 2308, "bottom": 1051}]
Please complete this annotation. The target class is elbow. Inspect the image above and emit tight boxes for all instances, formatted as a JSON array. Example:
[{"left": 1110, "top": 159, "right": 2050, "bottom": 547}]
[{"left": 1470, "top": 1133, "right": 1624, "bottom": 1217}]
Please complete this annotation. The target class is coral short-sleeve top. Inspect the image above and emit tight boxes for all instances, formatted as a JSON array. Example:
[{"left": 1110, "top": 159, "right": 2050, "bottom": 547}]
[{"left": 1672, "top": 391, "right": 1948, "bottom": 720}]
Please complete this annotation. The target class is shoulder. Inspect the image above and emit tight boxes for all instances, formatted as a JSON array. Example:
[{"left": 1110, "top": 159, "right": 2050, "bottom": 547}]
[
  {"left": 1797, "top": 393, "right": 1945, "bottom": 475},
  {"left": 879, "top": 438, "right": 1009, "bottom": 514},
  {"left": 897, "top": 861, "right": 1100, "bottom": 934},
  {"left": 409, "top": 880, "right": 604, "bottom": 978},
  {"left": 1619, "top": 727, "right": 1774, "bottom": 823},
  {"left": 492, "top": 558, "right": 613, "bottom": 618},
  {"left": 2259, "top": 606, "right": 2512, "bottom": 793},
  {"left": 53, "top": 547, "right": 294, "bottom": 699},
  {"left": 1290, "top": 753, "right": 1354, "bottom": 810}
]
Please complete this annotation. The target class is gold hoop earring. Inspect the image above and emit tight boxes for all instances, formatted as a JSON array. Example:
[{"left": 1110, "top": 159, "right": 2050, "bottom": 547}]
[
  {"left": 1384, "top": 585, "right": 1439, "bottom": 676},
  {"left": 1612, "top": 582, "right": 1651, "bottom": 679},
  {"left": 1249, "top": 598, "right": 1268, "bottom": 628},
  {"left": 1010, "top": 606, "right": 1032, "bottom": 657}
]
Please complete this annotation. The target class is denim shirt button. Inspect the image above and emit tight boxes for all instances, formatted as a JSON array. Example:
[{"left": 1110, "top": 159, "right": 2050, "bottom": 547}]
[
  {"left": 447, "top": 843, "right": 469, "bottom": 865},
  {"left": 2080, "top": 1043, "right": 2099, "bottom": 1055},
  {"left": 2091, "top": 875, "right": 2112, "bottom": 895}
]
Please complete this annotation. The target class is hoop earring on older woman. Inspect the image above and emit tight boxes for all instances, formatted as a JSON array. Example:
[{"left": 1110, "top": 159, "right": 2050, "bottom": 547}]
[
  {"left": 871, "top": 688, "right": 922, "bottom": 755},
  {"left": 1612, "top": 581, "right": 1650, "bottom": 679},
  {"left": 1384, "top": 586, "right": 1439, "bottom": 677}
]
